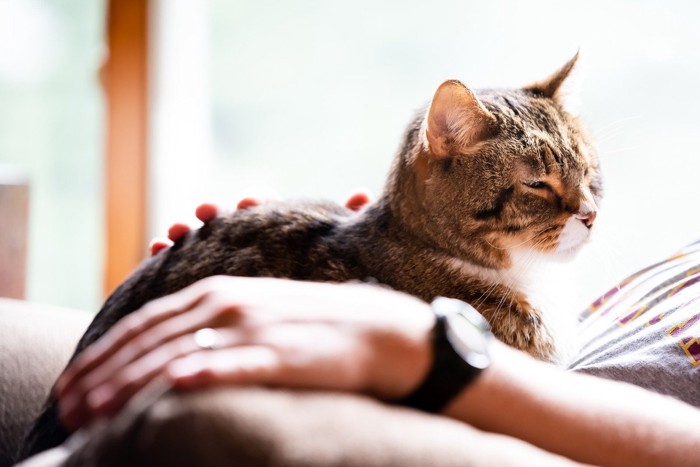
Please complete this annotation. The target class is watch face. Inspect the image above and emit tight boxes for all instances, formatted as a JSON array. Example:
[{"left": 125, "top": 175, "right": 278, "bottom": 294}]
[{"left": 434, "top": 297, "right": 492, "bottom": 370}]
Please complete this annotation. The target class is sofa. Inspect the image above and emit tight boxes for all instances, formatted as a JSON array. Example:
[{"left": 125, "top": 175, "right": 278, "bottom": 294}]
[{"left": 0, "top": 298, "right": 582, "bottom": 467}]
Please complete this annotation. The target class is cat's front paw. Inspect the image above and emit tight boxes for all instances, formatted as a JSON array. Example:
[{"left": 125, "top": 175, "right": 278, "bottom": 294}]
[{"left": 490, "top": 300, "right": 557, "bottom": 362}]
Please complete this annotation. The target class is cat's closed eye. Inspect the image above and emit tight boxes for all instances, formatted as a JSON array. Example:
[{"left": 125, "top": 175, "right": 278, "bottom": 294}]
[{"left": 522, "top": 180, "right": 551, "bottom": 190}]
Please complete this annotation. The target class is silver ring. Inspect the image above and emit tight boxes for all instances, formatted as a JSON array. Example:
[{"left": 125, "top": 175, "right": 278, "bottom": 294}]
[{"left": 193, "top": 328, "right": 223, "bottom": 351}]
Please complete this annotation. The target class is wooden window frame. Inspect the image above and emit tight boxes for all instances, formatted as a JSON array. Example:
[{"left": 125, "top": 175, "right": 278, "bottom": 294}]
[{"left": 103, "top": 0, "right": 149, "bottom": 295}]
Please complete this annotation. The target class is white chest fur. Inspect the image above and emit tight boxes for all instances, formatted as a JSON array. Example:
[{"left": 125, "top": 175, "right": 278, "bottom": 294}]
[
  {"left": 509, "top": 248, "right": 580, "bottom": 364},
  {"left": 445, "top": 248, "right": 580, "bottom": 365}
]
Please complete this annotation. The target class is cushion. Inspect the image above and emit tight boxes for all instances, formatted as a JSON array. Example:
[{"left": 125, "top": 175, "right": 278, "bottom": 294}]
[{"left": 0, "top": 299, "right": 90, "bottom": 467}]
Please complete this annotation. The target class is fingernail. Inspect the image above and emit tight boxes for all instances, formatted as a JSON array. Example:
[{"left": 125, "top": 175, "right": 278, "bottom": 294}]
[
  {"left": 236, "top": 197, "right": 259, "bottom": 210},
  {"left": 195, "top": 203, "right": 218, "bottom": 222},
  {"left": 150, "top": 242, "right": 168, "bottom": 255}
]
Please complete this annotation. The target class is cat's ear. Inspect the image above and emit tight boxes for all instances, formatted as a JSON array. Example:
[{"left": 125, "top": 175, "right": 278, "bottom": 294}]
[
  {"left": 525, "top": 52, "right": 579, "bottom": 100},
  {"left": 424, "top": 80, "right": 496, "bottom": 158}
]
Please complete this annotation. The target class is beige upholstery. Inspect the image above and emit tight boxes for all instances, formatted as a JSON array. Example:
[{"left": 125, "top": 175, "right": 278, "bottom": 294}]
[
  {"left": 2, "top": 300, "right": 579, "bottom": 467},
  {"left": 0, "top": 299, "right": 90, "bottom": 467}
]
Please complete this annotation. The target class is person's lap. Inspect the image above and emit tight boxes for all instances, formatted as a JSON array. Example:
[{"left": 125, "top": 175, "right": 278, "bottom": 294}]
[{"left": 569, "top": 239, "right": 700, "bottom": 406}]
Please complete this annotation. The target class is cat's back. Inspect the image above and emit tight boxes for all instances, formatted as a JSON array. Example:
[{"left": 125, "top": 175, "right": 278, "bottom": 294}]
[
  {"left": 94, "top": 199, "right": 362, "bottom": 333},
  {"left": 148, "top": 198, "right": 361, "bottom": 288},
  {"left": 200, "top": 199, "right": 362, "bottom": 280}
]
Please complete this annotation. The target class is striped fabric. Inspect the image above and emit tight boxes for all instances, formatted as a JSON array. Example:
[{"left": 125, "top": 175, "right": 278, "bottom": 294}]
[{"left": 569, "top": 240, "right": 700, "bottom": 406}]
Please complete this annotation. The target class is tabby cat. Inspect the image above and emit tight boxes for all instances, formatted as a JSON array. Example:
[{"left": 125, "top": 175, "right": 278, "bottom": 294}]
[{"left": 20, "top": 53, "right": 601, "bottom": 459}]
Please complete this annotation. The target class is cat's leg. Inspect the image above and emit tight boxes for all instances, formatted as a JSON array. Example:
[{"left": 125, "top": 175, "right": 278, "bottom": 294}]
[{"left": 481, "top": 295, "right": 557, "bottom": 362}]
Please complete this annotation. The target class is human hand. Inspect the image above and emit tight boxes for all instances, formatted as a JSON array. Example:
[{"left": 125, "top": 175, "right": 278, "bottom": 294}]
[
  {"left": 149, "top": 190, "right": 373, "bottom": 255},
  {"left": 54, "top": 277, "right": 432, "bottom": 430}
]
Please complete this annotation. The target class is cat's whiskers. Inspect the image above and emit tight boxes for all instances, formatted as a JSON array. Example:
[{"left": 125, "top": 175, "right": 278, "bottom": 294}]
[
  {"left": 491, "top": 288, "right": 511, "bottom": 330},
  {"left": 593, "top": 128, "right": 625, "bottom": 146},
  {"left": 580, "top": 233, "right": 625, "bottom": 300},
  {"left": 501, "top": 287, "right": 525, "bottom": 341},
  {"left": 506, "top": 294, "right": 517, "bottom": 334},
  {"left": 477, "top": 236, "right": 546, "bottom": 332},
  {"left": 599, "top": 146, "right": 638, "bottom": 156},
  {"left": 473, "top": 279, "right": 502, "bottom": 311},
  {"left": 592, "top": 115, "right": 642, "bottom": 142},
  {"left": 594, "top": 117, "right": 643, "bottom": 162},
  {"left": 485, "top": 225, "right": 560, "bottom": 251},
  {"left": 516, "top": 244, "right": 541, "bottom": 272},
  {"left": 512, "top": 241, "right": 544, "bottom": 282}
]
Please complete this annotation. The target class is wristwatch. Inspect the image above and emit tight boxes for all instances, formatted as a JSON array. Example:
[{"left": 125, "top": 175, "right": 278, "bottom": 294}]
[{"left": 400, "top": 297, "right": 493, "bottom": 412}]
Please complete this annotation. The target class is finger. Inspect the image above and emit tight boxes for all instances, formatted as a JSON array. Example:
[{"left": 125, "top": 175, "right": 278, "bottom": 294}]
[
  {"left": 195, "top": 203, "right": 219, "bottom": 223},
  {"left": 344, "top": 188, "right": 373, "bottom": 211},
  {"left": 66, "top": 296, "right": 241, "bottom": 397},
  {"left": 55, "top": 283, "right": 214, "bottom": 397},
  {"left": 56, "top": 281, "right": 248, "bottom": 408},
  {"left": 167, "top": 223, "right": 191, "bottom": 242},
  {"left": 168, "top": 336, "right": 366, "bottom": 393},
  {"left": 149, "top": 238, "right": 173, "bottom": 256},
  {"left": 168, "top": 346, "right": 280, "bottom": 390},
  {"left": 62, "top": 329, "right": 244, "bottom": 429}
]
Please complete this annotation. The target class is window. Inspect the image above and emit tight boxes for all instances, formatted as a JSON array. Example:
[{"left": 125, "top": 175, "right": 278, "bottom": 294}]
[
  {"left": 151, "top": 1, "right": 700, "bottom": 309},
  {"left": 5, "top": 2, "right": 698, "bottom": 310},
  {"left": 0, "top": 0, "right": 105, "bottom": 310}
]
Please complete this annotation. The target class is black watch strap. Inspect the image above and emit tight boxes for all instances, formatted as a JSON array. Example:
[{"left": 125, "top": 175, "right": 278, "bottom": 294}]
[{"left": 399, "top": 299, "right": 490, "bottom": 413}]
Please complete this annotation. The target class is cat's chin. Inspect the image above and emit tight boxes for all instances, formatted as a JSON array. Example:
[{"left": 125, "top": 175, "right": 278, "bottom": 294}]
[
  {"left": 550, "top": 217, "right": 593, "bottom": 262},
  {"left": 549, "top": 242, "right": 587, "bottom": 262}
]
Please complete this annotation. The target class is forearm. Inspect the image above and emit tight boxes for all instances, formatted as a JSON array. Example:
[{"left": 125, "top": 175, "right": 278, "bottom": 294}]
[{"left": 443, "top": 341, "right": 698, "bottom": 467}]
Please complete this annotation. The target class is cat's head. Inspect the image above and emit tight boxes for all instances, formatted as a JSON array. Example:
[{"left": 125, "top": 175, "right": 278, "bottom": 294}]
[{"left": 399, "top": 53, "right": 602, "bottom": 268}]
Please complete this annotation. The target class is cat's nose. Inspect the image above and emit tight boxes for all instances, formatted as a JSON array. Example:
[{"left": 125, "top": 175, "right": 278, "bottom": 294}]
[
  {"left": 575, "top": 190, "right": 597, "bottom": 228},
  {"left": 575, "top": 210, "right": 597, "bottom": 228}
]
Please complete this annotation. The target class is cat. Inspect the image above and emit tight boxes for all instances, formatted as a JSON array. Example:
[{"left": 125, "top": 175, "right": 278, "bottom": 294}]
[{"left": 19, "top": 53, "right": 601, "bottom": 459}]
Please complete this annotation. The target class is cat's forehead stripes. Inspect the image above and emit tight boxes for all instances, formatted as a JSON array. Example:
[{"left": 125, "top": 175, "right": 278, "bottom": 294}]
[
  {"left": 501, "top": 96, "right": 522, "bottom": 117},
  {"left": 481, "top": 89, "right": 589, "bottom": 181}
]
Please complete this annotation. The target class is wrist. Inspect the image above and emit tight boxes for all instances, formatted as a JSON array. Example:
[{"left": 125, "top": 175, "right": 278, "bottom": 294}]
[
  {"left": 399, "top": 297, "right": 493, "bottom": 412},
  {"left": 365, "top": 302, "right": 434, "bottom": 400},
  {"left": 441, "top": 340, "right": 537, "bottom": 426}
]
